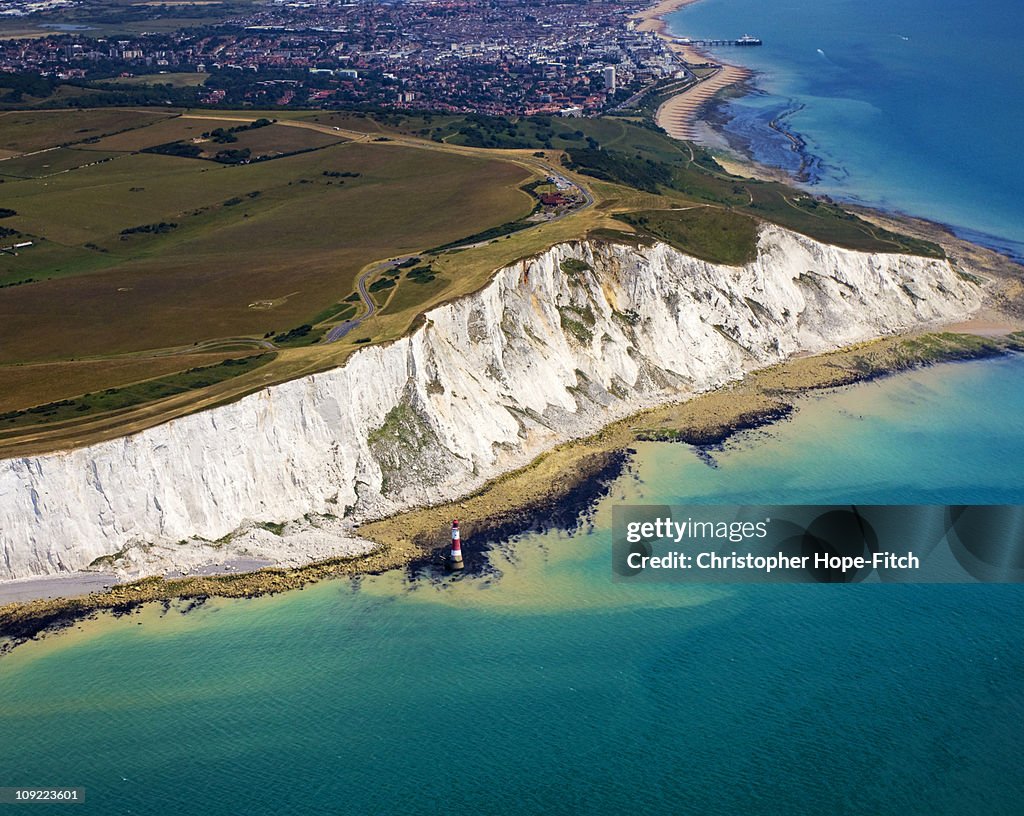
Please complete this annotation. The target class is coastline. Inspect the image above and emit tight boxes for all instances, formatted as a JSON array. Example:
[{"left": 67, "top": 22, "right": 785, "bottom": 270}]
[
  {"left": 632, "top": 0, "right": 753, "bottom": 141},
  {"left": 3, "top": 327, "right": 1022, "bottom": 650},
  {"left": 638, "top": 0, "right": 1024, "bottom": 266},
  {"left": 655, "top": 60, "right": 750, "bottom": 141},
  {"left": 2, "top": 9, "right": 1023, "bottom": 644},
  {"left": 630, "top": 0, "right": 701, "bottom": 34}
]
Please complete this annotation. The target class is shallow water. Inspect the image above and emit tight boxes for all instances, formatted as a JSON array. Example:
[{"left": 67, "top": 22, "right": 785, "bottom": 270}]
[
  {"left": 3, "top": 356, "right": 1024, "bottom": 814},
  {"left": 668, "top": 0, "right": 1024, "bottom": 258}
]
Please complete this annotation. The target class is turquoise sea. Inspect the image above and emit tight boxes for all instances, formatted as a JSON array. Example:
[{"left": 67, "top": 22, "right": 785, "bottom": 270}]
[
  {"left": 667, "top": 0, "right": 1024, "bottom": 260},
  {"left": 3, "top": 356, "right": 1024, "bottom": 814}
]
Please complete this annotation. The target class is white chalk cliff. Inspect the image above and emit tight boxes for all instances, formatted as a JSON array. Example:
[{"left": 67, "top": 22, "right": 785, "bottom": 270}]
[{"left": 0, "top": 225, "right": 982, "bottom": 580}]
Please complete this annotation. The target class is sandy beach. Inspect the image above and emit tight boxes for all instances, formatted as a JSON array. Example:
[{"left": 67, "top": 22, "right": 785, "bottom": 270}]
[
  {"left": 631, "top": 0, "right": 701, "bottom": 33},
  {"left": 655, "top": 56, "right": 750, "bottom": 140},
  {"left": 631, "top": 0, "right": 752, "bottom": 141}
]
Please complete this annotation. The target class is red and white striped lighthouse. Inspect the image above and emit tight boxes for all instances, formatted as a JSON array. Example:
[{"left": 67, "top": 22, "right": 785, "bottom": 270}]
[{"left": 449, "top": 519, "right": 464, "bottom": 569}]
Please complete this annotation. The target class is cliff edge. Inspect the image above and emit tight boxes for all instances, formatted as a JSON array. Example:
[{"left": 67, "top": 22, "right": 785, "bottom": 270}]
[{"left": 0, "top": 225, "right": 983, "bottom": 579}]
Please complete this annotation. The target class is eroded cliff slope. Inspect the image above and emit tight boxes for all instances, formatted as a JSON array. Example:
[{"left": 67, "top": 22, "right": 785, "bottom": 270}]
[{"left": 0, "top": 226, "right": 982, "bottom": 579}]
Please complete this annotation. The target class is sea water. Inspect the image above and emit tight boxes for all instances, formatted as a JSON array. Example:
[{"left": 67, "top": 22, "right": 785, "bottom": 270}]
[
  {"left": 667, "top": 0, "right": 1024, "bottom": 259},
  {"left": 3, "top": 356, "right": 1023, "bottom": 814}
]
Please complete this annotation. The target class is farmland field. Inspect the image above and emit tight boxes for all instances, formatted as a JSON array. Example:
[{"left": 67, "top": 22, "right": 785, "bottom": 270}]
[
  {"left": 0, "top": 144, "right": 533, "bottom": 361},
  {"left": 0, "top": 147, "right": 123, "bottom": 178},
  {"left": 0, "top": 108, "right": 172, "bottom": 153},
  {"left": 72, "top": 116, "right": 345, "bottom": 158},
  {"left": 106, "top": 72, "right": 211, "bottom": 87},
  {"left": 74, "top": 115, "right": 238, "bottom": 151},
  {"left": 206, "top": 122, "right": 342, "bottom": 158},
  {"left": 0, "top": 109, "right": 541, "bottom": 443},
  {"left": 0, "top": 351, "right": 268, "bottom": 414}
]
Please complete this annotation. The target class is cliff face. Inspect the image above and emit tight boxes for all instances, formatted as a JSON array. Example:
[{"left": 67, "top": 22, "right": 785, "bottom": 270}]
[{"left": 0, "top": 226, "right": 982, "bottom": 579}]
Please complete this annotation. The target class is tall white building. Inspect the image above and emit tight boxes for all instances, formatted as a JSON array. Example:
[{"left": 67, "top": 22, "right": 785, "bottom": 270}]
[{"left": 602, "top": 65, "right": 617, "bottom": 92}]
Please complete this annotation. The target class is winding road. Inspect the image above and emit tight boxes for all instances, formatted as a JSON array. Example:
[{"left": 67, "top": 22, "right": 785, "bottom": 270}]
[
  {"left": 325, "top": 170, "right": 592, "bottom": 344},
  {"left": 324, "top": 256, "right": 409, "bottom": 342}
]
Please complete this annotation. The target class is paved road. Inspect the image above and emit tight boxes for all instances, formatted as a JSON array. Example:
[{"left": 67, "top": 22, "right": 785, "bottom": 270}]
[
  {"left": 326, "top": 169, "right": 595, "bottom": 333},
  {"left": 325, "top": 255, "right": 414, "bottom": 343},
  {"left": 325, "top": 320, "right": 358, "bottom": 342}
]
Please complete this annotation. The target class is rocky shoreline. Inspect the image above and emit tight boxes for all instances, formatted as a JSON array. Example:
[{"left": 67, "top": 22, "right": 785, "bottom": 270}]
[
  {"left": 3, "top": 329, "right": 1021, "bottom": 652},
  {"left": 0, "top": 449, "right": 631, "bottom": 651},
  {"left": 636, "top": 403, "right": 794, "bottom": 447}
]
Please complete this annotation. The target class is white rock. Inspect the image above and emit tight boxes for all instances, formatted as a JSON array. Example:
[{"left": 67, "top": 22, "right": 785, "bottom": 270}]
[{"left": 0, "top": 227, "right": 982, "bottom": 579}]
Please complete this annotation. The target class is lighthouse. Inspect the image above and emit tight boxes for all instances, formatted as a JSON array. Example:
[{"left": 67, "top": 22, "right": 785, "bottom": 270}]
[{"left": 449, "top": 519, "right": 464, "bottom": 570}]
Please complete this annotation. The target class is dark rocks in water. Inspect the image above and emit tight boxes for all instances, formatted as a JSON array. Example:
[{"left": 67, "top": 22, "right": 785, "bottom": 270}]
[
  {"left": 404, "top": 449, "right": 633, "bottom": 585},
  {"left": 178, "top": 595, "right": 209, "bottom": 615},
  {"left": 636, "top": 403, "right": 795, "bottom": 448},
  {"left": 695, "top": 448, "right": 719, "bottom": 469},
  {"left": 110, "top": 602, "right": 141, "bottom": 619}
]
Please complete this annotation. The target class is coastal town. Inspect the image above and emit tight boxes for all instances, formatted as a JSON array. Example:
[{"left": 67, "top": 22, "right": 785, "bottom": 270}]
[{"left": 0, "top": 0, "right": 695, "bottom": 114}]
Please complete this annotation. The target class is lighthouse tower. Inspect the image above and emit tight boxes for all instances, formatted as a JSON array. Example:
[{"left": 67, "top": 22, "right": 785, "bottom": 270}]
[{"left": 449, "top": 519, "right": 464, "bottom": 570}]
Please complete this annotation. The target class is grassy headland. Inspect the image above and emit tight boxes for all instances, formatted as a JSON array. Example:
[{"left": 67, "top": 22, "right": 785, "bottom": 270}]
[{"left": 0, "top": 107, "right": 989, "bottom": 460}]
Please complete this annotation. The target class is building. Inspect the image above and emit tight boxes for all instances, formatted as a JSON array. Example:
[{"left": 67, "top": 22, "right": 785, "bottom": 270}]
[{"left": 602, "top": 65, "right": 616, "bottom": 92}]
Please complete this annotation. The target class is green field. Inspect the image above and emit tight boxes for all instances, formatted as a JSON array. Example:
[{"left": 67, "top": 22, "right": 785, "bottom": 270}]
[
  {"left": 70, "top": 115, "right": 343, "bottom": 161},
  {"left": 0, "top": 350, "right": 273, "bottom": 414},
  {"left": 77, "top": 115, "right": 256, "bottom": 151},
  {"left": 562, "top": 145, "right": 945, "bottom": 257},
  {"left": 0, "top": 107, "right": 956, "bottom": 456},
  {"left": 616, "top": 208, "right": 761, "bottom": 266},
  {"left": 139, "top": 120, "right": 346, "bottom": 162},
  {"left": 209, "top": 122, "right": 342, "bottom": 157},
  {"left": 0, "top": 108, "right": 172, "bottom": 153},
  {"left": 0, "top": 112, "right": 535, "bottom": 367},
  {"left": 0, "top": 354, "right": 273, "bottom": 431},
  {"left": 107, "top": 72, "right": 211, "bottom": 87},
  {"left": 0, "top": 147, "right": 123, "bottom": 179}
]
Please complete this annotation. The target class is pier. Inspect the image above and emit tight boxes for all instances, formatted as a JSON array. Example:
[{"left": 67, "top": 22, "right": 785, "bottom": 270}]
[{"left": 674, "top": 35, "right": 762, "bottom": 47}]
